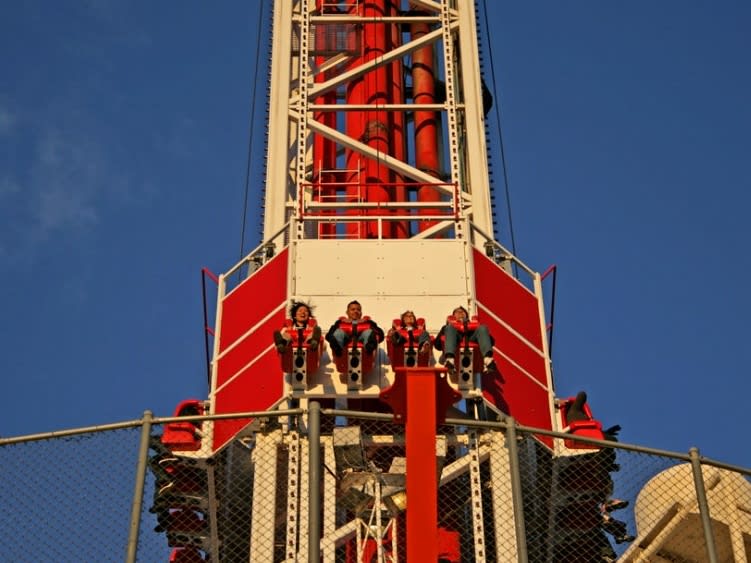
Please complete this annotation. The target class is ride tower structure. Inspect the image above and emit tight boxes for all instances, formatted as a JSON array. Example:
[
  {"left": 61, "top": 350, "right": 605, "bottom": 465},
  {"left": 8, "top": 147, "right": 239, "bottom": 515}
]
[{"left": 150, "top": 2, "right": 622, "bottom": 562}]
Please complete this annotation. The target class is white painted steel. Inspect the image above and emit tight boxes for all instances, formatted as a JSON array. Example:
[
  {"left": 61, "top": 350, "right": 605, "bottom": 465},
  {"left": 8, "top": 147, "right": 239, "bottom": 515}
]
[
  {"left": 264, "top": 0, "right": 295, "bottom": 239},
  {"left": 488, "top": 431, "right": 519, "bottom": 563},
  {"left": 285, "top": 431, "right": 301, "bottom": 561},
  {"left": 298, "top": 437, "right": 311, "bottom": 560},
  {"left": 457, "top": 0, "right": 494, "bottom": 236},
  {"left": 266, "top": 0, "right": 500, "bottom": 244},
  {"left": 249, "top": 430, "right": 283, "bottom": 562},
  {"left": 468, "top": 431, "right": 488, "bottom": 563},
  {"left": 321, "top": 436, "right": 337, "bottom": 562}
]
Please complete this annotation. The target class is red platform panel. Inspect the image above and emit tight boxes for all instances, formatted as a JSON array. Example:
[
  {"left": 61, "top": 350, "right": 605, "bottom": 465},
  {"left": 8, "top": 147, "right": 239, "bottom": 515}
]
[
  {"left": 474, "top": 250, "right": 553, "bottom": 445},
  {"left": 213, "top": 349, "right": 283, "bottom": 450},
  {"left": 473, "top": 249, "right": 542, "bottom": 350},
  {"left": 481, "top": 313, "right": 547, "bottom": 387},
  {"left": 218, "top": 248, "right": 288, "bottom": 348},
  {"left": 482, "top": 356, "right": 552, "bottom": 447},
  {"left": 212, "top": 249, "right": 288, "bottom": 451}
]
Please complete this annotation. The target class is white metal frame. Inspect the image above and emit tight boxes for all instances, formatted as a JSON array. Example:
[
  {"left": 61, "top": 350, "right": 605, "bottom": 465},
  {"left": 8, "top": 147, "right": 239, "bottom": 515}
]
[{"left": 265, "top": 0, "right": 495, "bottom": 244}]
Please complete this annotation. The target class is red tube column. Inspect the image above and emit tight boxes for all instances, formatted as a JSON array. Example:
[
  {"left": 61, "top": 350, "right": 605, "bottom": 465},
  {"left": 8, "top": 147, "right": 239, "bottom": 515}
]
[
  {"left": 314, "top": 0, "right": 338, "bottom": 239},
  {"left": 362, "top": 0, "right": 392, "bottom": 238},
  {"left": 411, "top": 19, "right": 443, "bottom": 233},
  {"left": 344, "top": 3, "right": 366, "bottom": 238},
  {"left": 380, "top": 367, "right": 462, "bottom": 563},
  {"left": 389, "top": 0, "right": 409, "bottom": 238}
]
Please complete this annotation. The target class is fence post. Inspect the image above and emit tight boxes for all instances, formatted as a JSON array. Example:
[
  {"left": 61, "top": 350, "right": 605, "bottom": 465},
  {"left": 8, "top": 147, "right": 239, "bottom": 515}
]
[
  {"left": 308, "top": 401, "right": 321, "bottom": 563},
  {"left": 505, "top": 417, "right": 528, "bottom": 563},
  {"left": 689, "top": 447, "right": 719, "bottom": 563},
  {"left": 125, "top": 410, "right": 153, "bottom": 563}
]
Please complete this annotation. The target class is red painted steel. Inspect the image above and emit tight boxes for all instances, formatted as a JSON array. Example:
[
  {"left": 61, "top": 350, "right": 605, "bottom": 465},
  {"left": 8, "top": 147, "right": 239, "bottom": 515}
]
[
  {"left": 218, "top": 249, "right": 288, "bottom": 348},
  {"left": 473, "top": 249, "right": 544, "bottom": 350},
  {"left": 481, "top": 355, "right": 553, "bottom": 447},
  {"left": 213, "top": 348, "right": 283, "bottom": 451},
  {"left": 314, "top": 0, "right": 338, "bottom": 239},
  {"left": 212, "top": 249, "right": 289, "bottom": 451},
  {"left": 473, "top": 250, "right": 554, "bottom": 445},
  {"left": 480, "top": 313, "right": 547, "bottom": 387},
  {"left": 405, "top": 369, "right": 438, "bottom": 562},
  {"left": 411, "top": 19, "right": 443, "bottom": 232},
  {"left": 380, "top": 367, "right": 461, "bottom": 563},
  {"left": 389, "top": 3, "right": 409, "bottom": 238},
  {"left": 362, "top": 0, "right": 393, "bottom": 239},
  {"left": 162, "top": 399, "right": 204, "bottom": 451},
  {"left": 558, "top": 396, "right": 605, "bottom": 449},
  {"left": 216, "top": 310, "right": 285, "bottom": 388},
  {"left": 344, "top": 3, "right": 365, "bottom": 238}
]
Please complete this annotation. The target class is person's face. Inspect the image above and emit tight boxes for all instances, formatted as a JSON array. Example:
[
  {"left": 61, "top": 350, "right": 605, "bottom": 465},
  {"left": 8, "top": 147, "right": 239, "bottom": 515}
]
[
  {"left": 453, "top": 308, "right": 467, "bottom": 320},
  {"left": 347, "top": 303, "right": 362, "bottom": 320},
  {"left": 402, "top": 312, "right": 416, "bottom": 325},
  {"left": 295, "top": 306, "right": 310, "bottom": 323}
]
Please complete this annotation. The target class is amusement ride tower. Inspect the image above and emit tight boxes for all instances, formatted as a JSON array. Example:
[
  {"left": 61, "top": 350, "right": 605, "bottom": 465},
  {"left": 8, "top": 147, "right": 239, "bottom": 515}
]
[{"left": 149, "top": 2, "right": 630, "bottom": 562}]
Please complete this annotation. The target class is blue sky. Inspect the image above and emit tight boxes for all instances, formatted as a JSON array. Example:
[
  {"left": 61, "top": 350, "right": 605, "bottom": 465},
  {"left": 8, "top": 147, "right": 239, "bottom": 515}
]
[{"left": 1, "top": 2, "right": 749, "bottom": 470}]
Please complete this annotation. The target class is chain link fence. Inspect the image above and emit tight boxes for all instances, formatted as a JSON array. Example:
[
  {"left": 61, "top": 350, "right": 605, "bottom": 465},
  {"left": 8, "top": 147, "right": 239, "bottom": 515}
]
[{"left": 1, "top": 407, "right": 749, "bottom": 562}]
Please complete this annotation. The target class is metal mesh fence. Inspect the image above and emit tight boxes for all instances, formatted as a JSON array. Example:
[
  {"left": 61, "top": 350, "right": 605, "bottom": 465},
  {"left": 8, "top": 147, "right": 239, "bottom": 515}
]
[
  {"left": 147, "top": 418, "right": 261, "bottom": 563},
  {"left": 516, "top": 435, "right": 682, "bottom": 563},
  {"left": 1, "top": 410, "right": 749, "bottom": 562},
  {"left": 0, "top": 427, "right": 167, "bottom": 562}
]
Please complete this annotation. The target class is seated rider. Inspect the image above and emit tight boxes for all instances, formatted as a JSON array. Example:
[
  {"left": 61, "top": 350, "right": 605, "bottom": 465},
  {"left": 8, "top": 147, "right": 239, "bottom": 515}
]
[
  {"left": 436, "top": 306, "right": 497, "bottom": 374},
  {"left": 325, "top": 300, "right": 384, "bottom": 357},
  {"left": 388, "top": 310, "right": 431, "bottom": 353},
  {"left": 273, "top": 301, "right": 321, "bottom": 354}
]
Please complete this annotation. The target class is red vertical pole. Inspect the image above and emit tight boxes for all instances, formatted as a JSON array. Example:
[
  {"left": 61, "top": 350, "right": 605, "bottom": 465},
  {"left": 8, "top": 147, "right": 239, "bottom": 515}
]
[
  {"left": 388, "top": 0, "right": 409, "bottom": 239},
  {"left": 362, "top": 0, "right": 392, "bottom": 239},
  {"left": 381, "top": 368, "right": 461, "bottom": 563},
  {"left": 411, "top": 18, "right": 443, "bottom": 233},
  {"left": 314, "top": 0, "right": 337, "bottom": 239},
  {"left": 405, "top": 369, "right": 438, "bottom": 563},
  {"left": 345, "top": 3, "right": 365, "bottom": 238}
]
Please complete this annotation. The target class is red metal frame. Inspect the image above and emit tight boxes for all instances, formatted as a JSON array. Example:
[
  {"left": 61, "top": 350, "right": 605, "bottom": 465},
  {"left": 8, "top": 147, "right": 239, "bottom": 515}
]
[{"left": 380, "top": 367, "right": 461, "bottom": 563}]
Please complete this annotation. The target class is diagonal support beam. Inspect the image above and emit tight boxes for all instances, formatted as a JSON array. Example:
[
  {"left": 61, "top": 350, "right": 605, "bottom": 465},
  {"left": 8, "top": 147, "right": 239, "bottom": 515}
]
[{"left": 300, "top": 115, "right": 469, "bottom": 201}]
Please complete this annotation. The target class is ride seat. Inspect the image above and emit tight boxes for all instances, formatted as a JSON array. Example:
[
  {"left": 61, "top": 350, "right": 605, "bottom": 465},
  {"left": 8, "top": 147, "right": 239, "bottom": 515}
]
[
  {"left": 333, "top": 317, "right": 378, "bottom": 389},
  {"left": 440, "top": 315, "right": 483, "bottom": 387},
  {"left": 162, "top": 400, "right": 204, "bottom": 452},
  {"left": 165, "top": 508, "right": 211, "bottom": 551},
  {"left": 166, "top": 509, "right": 207, "bottom": 535},
  {"left": 280, "top": 318, "right": 322, "bottom": 387},
  {"left": 387, "top": 317, "right": 432, "bottom": 368},
  {"left": 558, "top": 395, "right": 605, "bottom": 449}
]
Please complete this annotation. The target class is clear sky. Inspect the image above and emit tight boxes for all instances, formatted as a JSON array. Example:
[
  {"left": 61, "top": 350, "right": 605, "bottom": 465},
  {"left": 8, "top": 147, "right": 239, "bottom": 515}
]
[{"left": 1, "top": 2, "right": 749, "bottom": 470}]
